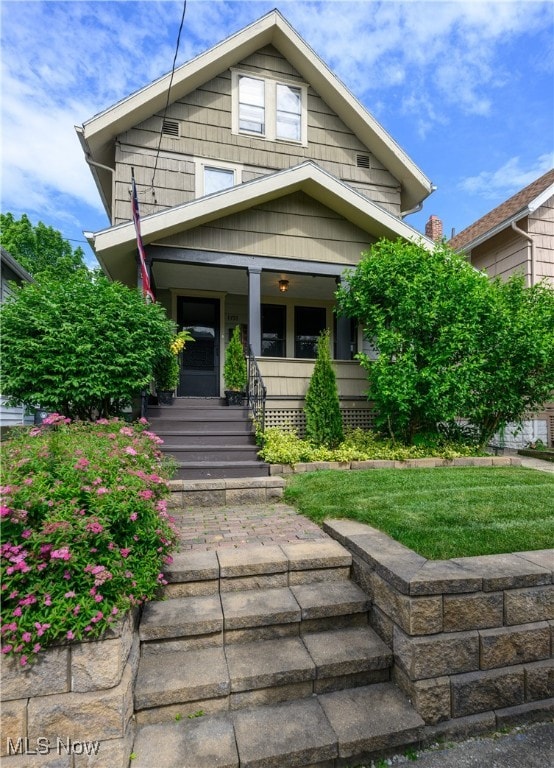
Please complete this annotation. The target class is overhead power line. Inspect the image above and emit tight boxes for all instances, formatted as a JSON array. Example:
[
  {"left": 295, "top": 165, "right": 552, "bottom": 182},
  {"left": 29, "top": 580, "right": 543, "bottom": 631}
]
[{"left": 150, "top": 0, "right": 188, "bottom": 192}]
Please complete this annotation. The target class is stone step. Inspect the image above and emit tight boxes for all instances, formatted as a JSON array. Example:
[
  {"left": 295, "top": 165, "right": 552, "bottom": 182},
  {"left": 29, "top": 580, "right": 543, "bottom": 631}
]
[
  {"left": 139, "top": 581, "right": 369, "bottom": 650},
  {"left": 131, "top": 683, "right": 425, "bottom": 767},
  {"left": 161, "top": 541, "right": 352, "bottom": 598},
  {"left": 135, "top": 627, "right": 392, "bottom": 717}
]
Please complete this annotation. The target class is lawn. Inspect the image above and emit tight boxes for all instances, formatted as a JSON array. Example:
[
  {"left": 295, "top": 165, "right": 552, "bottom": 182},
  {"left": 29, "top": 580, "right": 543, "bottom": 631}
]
[{"left": 284, "top": 467, "right": 554, "bottom": 560}]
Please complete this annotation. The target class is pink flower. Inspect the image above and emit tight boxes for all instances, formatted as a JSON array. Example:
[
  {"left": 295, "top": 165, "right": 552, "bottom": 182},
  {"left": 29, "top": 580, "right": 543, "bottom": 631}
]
[
  {"left": 139, "top": 417, "right": 149, "bottom": 425},
  {"left": 74, "top": 458, "right": 90, "bottom": 470},
  {"left": 51, "top": 547, "right": 71, "bottom": 561},
  {"left": 139, "top": 489, "right": 154, "bottom": 500},
  {"left": 66, "top": 631, "right": 75, "bottom": 640},
  {"left": 20, "top": 655, "right": 28, "bottom": 666},
  {"left": 33, "top": 643, "right": 41, "bottom": 653},
  {"left": 12, "top": 607, "right": 22, "bottom": 617},
  {"left": 86, "top": 521, "right": 103, "bottom": 534},
  {"left": 21, "top": 529, "right": 32, "bottom": 539},
  {"left": 125, "top": 446, "right": 138, "bottom": 456},
  {"left": 64, "top": 591, "right": 76, "bottom": 598},
  {"left": 2, "top": 645, "right": 12, "bottom": 654},
  {"left": 73, "top": 605, "right": 81, "bottom": 616},
  {"left": 96, "top": 487, "right": 109, "bottom": 495},
  {"left": 94, "top": 594, "right": 103, "bottom": 603},
  {"left": 120, "top": 427, "right": 134, "bottom": 437},
  {"left": 44, "top": 594, "right": 52, "bottom": 606},
  {"left": 22, "top": 632, "right": 31, "bottom": 642},
  {"left": 111, "top": 606, "right": 119, "bottom": 616},
  {"left": 23, "top": 477, "right": 33, "bottom": 485},
  {"left": 120, "top": 548, "right": 131, "bottom": 558},
  {"left": 129, "top": 512, "right": 138, "bottom": 522}
]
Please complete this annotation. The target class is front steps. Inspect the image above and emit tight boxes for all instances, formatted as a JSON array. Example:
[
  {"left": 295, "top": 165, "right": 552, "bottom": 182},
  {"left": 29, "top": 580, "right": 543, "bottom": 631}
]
[
  {"left": 131, "top": 541, "right": 425, "bottom": 767},
  {"left": 147, "top": 398, "right": 270, "bottom": 480}
]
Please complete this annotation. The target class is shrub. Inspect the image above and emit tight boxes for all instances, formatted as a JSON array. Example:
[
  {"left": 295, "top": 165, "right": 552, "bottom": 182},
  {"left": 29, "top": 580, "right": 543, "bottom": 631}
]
[
  {"left": 304, "top": 330, "right": 343, "bottom": 448},
  {"left": 0, "top": 415, "right": 178, "bottom": 665},
  {"left": 258, "top": 427, "right": 481, "bottom": 466},
  {"left": 224, "top": 325, "right": 247, "bottom": 391},
  {"left": 0, "top": 270, "right": 175, "bottom": 420},
  {"left": 153, "top": 330, "right": 194, "bottom": 392}
]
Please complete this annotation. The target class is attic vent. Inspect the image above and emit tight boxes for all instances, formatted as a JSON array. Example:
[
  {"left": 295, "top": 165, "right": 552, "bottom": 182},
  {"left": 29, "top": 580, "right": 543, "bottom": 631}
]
[
  {"left": 356, "top": 154, "right": 370, "bottom": 169},
  {"left": 162, "top": 119, "right": 179, "bottom": 137}
]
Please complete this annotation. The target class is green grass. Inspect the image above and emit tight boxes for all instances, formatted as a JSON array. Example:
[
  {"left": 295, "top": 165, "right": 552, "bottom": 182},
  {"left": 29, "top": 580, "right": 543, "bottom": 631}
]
[{"left": 284, "top": 467, "right": 554, "bottom": 559}]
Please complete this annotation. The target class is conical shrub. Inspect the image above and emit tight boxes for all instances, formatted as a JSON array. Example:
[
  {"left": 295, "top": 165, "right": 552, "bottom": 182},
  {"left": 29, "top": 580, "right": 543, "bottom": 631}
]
[{"left": 304, "top": 329, "right": 344, "bottom": 447}]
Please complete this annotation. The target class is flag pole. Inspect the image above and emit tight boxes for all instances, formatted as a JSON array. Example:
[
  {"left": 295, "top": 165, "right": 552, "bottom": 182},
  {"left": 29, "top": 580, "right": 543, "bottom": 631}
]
[{"left": 131, "top": 167, "right": 155, "bottom": 303}]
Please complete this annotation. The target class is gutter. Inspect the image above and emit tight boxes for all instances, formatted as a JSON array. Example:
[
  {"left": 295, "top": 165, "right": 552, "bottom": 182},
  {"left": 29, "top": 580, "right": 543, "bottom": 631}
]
[
  {"left": 511, "top": 220, "right": 535, "bottom": 286},
  {"left": 75, "top": 125, "right": 114, "bottom": 222}
]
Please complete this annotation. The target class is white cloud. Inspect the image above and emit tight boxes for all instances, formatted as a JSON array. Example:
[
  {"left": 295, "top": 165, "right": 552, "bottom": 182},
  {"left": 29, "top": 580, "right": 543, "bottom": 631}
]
[{"left": 459, "top": 153, "right": 554, "bottom": 198}]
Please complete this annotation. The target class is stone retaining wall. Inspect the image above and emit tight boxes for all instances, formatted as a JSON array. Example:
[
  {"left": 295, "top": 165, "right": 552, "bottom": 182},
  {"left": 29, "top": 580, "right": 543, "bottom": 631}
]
[
  {"left": 324, "top": 519, "right": 554, "bottom": 731},
  {"left": 1, "top": 611, "right": 139, "bottom": 767},
  {"left": 269, "top": 456, "right": 522, "bottom": 475}
]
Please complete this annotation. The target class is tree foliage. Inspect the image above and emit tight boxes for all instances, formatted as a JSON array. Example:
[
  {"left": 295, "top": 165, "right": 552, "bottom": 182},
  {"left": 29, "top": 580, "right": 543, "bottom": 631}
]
[
  {"left": 304, "top": 329, "right": 344, "bottom": 448},
  {"left": 0, "top": 212, "right": 87, "bottom": 278},
  {"left": 0, "top": 271, "right": 175, "bottom": 419},
  {"left": 336, "top": 238, "right": 554, "bottom": 447}
]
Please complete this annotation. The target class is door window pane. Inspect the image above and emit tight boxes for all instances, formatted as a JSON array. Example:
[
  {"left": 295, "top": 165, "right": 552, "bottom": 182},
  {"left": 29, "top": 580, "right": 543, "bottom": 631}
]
[
  {"left": 276, "top": 84, "right": 301, "bottom": 141},
  {"left": 261, "top": 304, "right": 286, "bottom": 357},
  {"left": 204, "top": 166, "right": 235, "bottom": 195},
  {"left": 295, "top": 306, "right": 326, "bottom": 358},
  {"left": 239, "top": 76, "right": 265, "bottom": 134}
]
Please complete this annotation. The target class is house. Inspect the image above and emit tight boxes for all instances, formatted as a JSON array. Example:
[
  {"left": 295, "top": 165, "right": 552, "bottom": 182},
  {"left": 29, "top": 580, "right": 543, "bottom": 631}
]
[
  {"left": 450, "top": 169, "right": 554, "bottom": 447},
  {"left": 78, "top": 10, "right": 434, "bottom": 432},
  {"left": 0, "top": 247, "right": 34, "bottom": 433}
]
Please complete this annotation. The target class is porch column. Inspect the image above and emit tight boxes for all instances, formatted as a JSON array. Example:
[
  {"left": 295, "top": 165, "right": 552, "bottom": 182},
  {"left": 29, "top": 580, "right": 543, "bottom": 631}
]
[
  {"left": 248, "top": 267, "right": 262, "bottom": 356},
  {"left": 336, "top": 316, "right": 351, "bottom": 360}
]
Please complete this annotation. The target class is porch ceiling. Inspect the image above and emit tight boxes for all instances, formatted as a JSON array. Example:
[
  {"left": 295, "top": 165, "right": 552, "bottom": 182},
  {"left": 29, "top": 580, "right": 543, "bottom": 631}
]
[{"left": 153, "top": 261, "right": 338, "bottom": 300}]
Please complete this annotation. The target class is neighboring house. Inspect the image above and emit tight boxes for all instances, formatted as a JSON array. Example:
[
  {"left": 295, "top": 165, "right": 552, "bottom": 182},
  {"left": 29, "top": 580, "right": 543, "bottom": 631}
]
[
  {"left": 78, "top": 10, "right": 434, "bottom": 431},
  {"left": 450, "top": 169, "right": 554, "bottom": 447},
  {"left": 0, "top": 247, "right": 34, "bottom": 432}
]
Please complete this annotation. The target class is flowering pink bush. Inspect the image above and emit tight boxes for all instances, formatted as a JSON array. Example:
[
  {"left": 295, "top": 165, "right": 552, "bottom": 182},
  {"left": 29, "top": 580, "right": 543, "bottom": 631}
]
[{"left": 1, "top": 415, "right": 178, "bottom": 664}]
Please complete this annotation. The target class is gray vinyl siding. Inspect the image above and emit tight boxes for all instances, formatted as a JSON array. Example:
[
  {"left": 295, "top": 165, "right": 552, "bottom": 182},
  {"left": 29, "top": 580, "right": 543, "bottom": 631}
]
[
  {"left": 113, "top": 44, "right": 401, "bottom": 224},
  {"left": 160, "top": 191, "right": 374, "bottom": 265},
  {"left": 529, "top": 197, "right": 554, "bottom": 285}
]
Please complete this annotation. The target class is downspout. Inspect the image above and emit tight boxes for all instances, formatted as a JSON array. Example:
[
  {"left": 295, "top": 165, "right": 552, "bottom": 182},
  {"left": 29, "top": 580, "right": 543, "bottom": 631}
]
[{"left": 511, "top": 220, "right": 535, "bottom": 287}]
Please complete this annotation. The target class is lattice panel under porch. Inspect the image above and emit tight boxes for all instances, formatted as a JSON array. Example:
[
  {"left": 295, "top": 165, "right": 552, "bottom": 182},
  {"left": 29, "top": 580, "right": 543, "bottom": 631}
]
[{"left": 265, "top": 408, "right": 375, "bottom": 437}]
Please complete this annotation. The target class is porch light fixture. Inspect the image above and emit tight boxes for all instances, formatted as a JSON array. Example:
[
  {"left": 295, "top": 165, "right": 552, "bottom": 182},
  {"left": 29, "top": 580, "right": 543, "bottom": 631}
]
[{"left": 278, "top": 279, "right": 289, "bottom": 293}]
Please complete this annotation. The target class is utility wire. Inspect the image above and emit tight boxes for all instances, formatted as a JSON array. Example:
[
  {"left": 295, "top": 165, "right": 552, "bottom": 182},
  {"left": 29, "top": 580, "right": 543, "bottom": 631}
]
[{"left": 150, "top": 0, "right": 188, "bottom": 191}]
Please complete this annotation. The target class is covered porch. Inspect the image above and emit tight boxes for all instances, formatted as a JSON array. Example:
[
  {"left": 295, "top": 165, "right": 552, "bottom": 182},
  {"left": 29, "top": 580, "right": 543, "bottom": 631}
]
[{"left": 148, "top": 246, "right": 374, "bottom": 433}]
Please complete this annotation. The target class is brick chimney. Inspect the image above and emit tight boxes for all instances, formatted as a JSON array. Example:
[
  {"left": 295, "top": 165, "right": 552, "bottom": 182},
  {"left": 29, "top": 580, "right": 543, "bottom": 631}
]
[{"left": 425, "top": 215, "right": 443, "bottom": 242}]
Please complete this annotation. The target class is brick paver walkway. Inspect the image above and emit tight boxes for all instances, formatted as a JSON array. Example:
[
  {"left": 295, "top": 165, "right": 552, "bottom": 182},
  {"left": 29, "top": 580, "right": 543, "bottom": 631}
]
[{"left": 172, "top": 503, "right": 329, "bottom": 551}]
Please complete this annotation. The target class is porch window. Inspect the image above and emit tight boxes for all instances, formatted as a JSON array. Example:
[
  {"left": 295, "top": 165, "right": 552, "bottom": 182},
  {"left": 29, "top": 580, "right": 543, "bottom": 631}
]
[
  {"left": 238, "top": 76, "right": 265, "bottom": 134},
  {"left": 294, "top": 306, "right": 326, "bottom": 358},
  {"left": 261, "top": 304, "right": 286, "bottom": 357}
]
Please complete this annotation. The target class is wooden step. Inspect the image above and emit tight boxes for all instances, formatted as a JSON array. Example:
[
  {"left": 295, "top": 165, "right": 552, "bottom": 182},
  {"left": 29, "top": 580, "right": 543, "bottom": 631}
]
[{"left": 173, "top": 462, "right": 270, "bottom": 480}]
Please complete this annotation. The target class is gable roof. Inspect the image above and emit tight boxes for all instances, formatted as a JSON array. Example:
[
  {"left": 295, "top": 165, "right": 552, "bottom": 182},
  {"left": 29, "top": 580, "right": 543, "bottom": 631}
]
[
  {"left": 450, "top": 168, "right": 554, "bottom": 252},
  {"left": 87, "top": 161, "right": 433, "bottom": 281},
  {"left": 77, "top": 10, "right": 433, "bottom": 215}
]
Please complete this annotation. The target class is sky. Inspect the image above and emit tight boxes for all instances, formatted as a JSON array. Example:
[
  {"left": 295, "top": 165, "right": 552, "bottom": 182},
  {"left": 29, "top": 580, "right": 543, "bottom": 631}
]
[{"left": 1, "top": 0, "right": 553, "bottom": 268}]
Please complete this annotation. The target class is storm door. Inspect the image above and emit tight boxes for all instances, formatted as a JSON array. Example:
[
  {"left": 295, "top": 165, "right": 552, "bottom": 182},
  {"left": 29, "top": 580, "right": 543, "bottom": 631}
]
[{"left": 177, "top": 297, "right": 220, "bottom": 396}]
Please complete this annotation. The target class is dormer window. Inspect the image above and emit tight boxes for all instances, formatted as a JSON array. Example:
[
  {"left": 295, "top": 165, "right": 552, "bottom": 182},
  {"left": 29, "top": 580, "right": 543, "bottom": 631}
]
[{"left": 232, "top": 70, "right": 307, "bottom": 146}]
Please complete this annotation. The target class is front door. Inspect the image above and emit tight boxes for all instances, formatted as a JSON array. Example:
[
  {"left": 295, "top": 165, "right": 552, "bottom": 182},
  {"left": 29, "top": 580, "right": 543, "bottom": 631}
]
[{"left": 177, "top": 297, "right": 220, "bottom": 397}]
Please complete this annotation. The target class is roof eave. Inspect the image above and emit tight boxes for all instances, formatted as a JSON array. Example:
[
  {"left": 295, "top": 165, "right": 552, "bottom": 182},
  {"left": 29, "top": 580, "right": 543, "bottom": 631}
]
[{"left": 89, "top": 163, "right": 433, "bottom": 265}]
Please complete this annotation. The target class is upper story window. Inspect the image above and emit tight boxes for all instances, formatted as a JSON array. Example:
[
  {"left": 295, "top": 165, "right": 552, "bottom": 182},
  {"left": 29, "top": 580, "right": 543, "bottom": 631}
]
[
  {"left": 195, "top": 159, "right": 242, "bottom": 198},
  {"left": 238, "top": 76, "right": 265, "bottom": 134},
  {"left": 204, "top": 166, "right": 235, "bottom": 195},
  {"left": 233, "top": 70, "right": 308, "bottom": 146}
]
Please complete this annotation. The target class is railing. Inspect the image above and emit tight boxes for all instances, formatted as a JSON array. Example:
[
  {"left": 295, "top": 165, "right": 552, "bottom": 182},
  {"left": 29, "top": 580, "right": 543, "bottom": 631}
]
[{"left": 247, "top": 345, "right": 267, "bottom": 437}]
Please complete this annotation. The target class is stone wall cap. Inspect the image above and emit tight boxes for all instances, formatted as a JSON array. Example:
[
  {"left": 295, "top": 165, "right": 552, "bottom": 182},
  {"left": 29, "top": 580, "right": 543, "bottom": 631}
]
[
  {"left": 164, "top": 550, "right": 219, "bottom": 582},
  {"left": 450, "top": 554, "right": 552, "bottom": 591},
  {"left": 514, "top": 550, "right": 554, "bottom": 580},
  {"left": 409, "top": 560, "right": 483, "bottom": 596}
]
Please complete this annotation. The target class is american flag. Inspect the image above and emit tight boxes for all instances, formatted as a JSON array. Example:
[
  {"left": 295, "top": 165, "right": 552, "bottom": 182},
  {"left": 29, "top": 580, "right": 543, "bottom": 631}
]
[{"left": 131, "top": 176, "right": 155, "bottom": 303}]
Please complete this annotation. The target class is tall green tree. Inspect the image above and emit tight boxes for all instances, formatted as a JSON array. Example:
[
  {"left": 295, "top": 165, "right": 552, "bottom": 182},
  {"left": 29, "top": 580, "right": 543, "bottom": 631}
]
[
  {"left": 0, "top": 270, "right": 174, "bottom": 420},
  {"left": 336, "top": 238, "right": 554, "bottom": 447},
  {"left": 0, "top": 212, "right": 87, "bottom": 278},
  {"left": 304, "top": 329, "right": 344, "bottom": 447}
]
